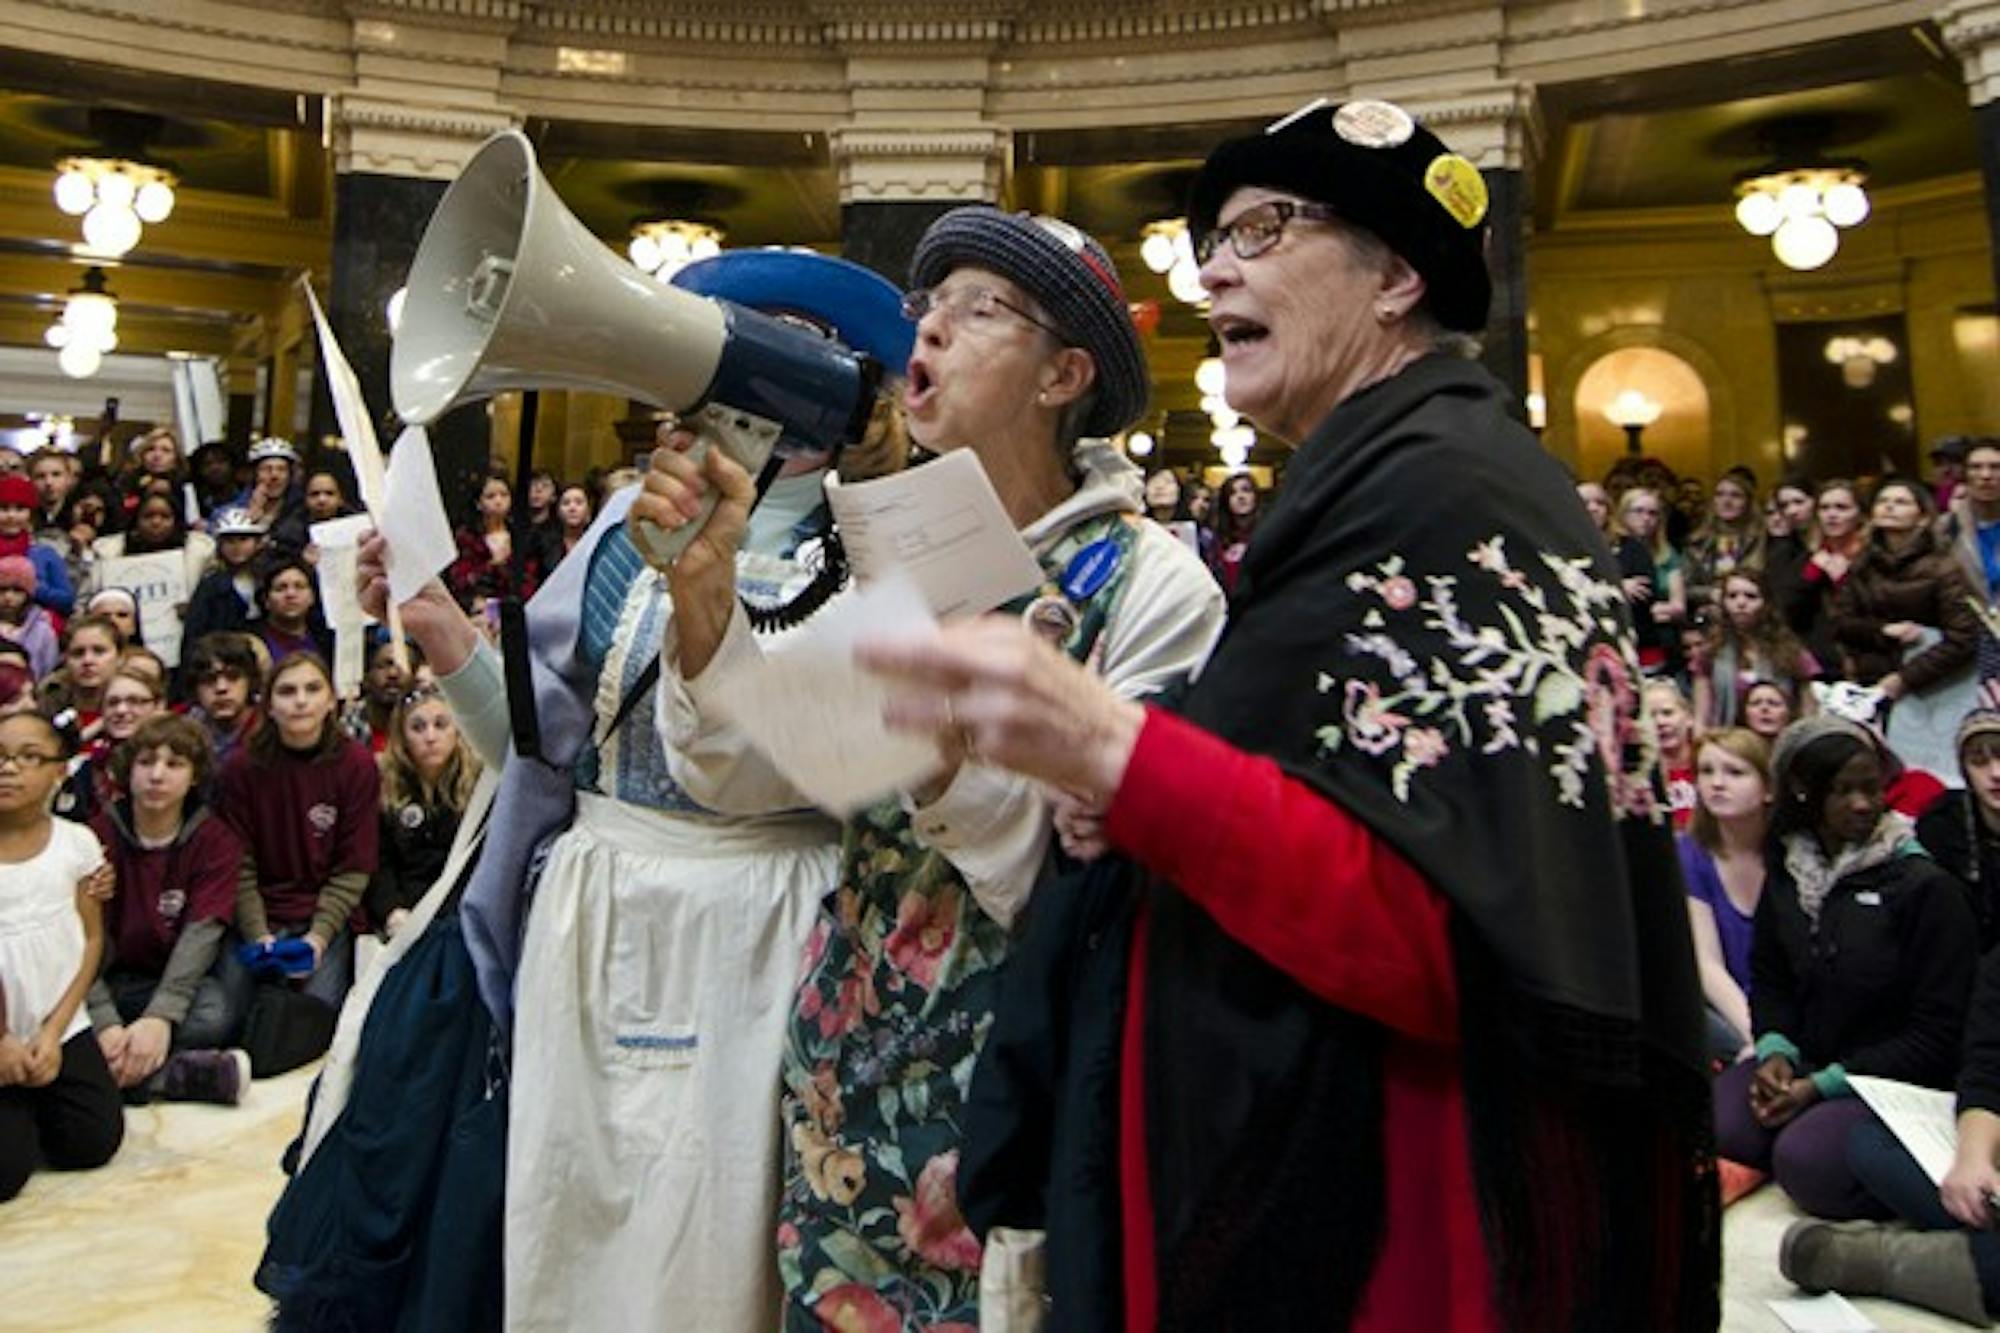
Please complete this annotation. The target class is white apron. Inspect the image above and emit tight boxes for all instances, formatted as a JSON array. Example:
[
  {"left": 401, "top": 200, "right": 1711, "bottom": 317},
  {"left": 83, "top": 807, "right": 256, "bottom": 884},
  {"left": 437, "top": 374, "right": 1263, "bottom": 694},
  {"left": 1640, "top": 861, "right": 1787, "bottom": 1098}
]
[{"left": 505, "top": 791, "right": 834, "bottom": 1333}]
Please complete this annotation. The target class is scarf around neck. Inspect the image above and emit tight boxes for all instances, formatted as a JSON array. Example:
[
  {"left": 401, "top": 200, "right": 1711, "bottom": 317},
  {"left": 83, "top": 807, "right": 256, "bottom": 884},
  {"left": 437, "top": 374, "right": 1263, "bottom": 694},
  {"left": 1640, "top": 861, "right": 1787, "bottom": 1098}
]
[
  {"left": 1784, "top": 811, "right": 1921, "bottom": 925},
  {"left": 1147, "top": 354, "right": 1717, "bottom": 1330}
]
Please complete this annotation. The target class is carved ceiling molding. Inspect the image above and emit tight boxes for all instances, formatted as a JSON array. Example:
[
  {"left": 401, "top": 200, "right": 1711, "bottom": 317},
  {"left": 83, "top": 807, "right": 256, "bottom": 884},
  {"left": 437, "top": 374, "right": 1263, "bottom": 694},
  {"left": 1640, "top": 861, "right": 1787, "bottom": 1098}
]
[
  {"left": 345, "top": 0, "right": 524, "bottom": 21},
  {"left": 1940, "top": 0, "right": 2000, "bottom": 105},
  {"left": 527, "top": 6, "right": 825, "bottom": 46},
  {"left": 827, "top": 123, "right": 1009, "bottom": 202},
  {"left": 45, "top": 0, "right": 352, "bottom": 57},
  {"left": 331, "top": 94, "right": 521, "bottom": 179}
]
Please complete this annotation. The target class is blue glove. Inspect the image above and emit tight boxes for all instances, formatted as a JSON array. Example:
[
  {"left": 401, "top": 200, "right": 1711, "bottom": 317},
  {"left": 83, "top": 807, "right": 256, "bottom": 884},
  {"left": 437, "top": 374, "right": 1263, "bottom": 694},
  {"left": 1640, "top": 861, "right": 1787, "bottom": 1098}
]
[{"left": 236, "top": 936, "right": 319, "bottom": 979}]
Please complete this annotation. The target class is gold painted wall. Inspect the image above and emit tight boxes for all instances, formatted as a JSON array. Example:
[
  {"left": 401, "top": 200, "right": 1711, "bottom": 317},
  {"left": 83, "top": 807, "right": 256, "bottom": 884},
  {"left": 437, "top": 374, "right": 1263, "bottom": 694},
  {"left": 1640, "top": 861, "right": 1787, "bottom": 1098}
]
[{"left": 1537, "top": 176, "right": 1997, "bottom": 487}]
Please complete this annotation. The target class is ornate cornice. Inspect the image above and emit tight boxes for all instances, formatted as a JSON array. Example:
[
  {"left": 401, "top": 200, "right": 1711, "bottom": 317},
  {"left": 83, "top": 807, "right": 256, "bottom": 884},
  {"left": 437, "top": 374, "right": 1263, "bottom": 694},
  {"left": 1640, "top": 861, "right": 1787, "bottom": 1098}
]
[
  {"left": 41, "top": 0, "right": 352, "bottom": 58},
  {"left": 527, "top": 5, "right": 824, "bottom": 46},
  {"left": 1940, "top": 0, "right": 2000, "bottom": 105},
  {"left": 331, "top": 94, "right": 520, "bottom": 179},
  {"left": 827, "top": 124, "right": 1009, "bottom": 203},
  {"left": 1013, "top": 2, "right": 1315, "bottom": 43}
]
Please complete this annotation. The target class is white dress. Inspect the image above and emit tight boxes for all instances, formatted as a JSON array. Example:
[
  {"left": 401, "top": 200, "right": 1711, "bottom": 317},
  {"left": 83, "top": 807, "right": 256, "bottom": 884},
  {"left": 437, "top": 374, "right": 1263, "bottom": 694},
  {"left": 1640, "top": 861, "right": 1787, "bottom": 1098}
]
[{"left": 0, "top": 820, "right": 107, "bottom": 1042}]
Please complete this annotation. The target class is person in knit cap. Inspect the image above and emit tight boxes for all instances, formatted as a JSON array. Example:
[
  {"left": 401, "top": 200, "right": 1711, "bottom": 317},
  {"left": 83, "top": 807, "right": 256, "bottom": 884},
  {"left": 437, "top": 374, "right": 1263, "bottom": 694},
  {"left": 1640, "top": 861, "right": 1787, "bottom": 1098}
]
[
  {"left": 0, "top": 555, "right": 56, "bottom": 678},
  {"left": 1915, "top": 709, "right": 2000, "bottom": 951},
  {"left": 1715, "top": 713, "right": 1976, "bottom": 1222},
  {"left": 0, "top": 473, "right": 72, "bottom": 618}
]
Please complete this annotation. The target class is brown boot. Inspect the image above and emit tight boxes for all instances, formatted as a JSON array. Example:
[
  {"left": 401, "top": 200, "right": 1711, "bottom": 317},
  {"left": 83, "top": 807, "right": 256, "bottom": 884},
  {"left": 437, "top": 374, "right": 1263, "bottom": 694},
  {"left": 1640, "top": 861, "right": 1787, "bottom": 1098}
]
[{"left": 1781, "top": 1218, "right": 1992, "bottom": 1326}]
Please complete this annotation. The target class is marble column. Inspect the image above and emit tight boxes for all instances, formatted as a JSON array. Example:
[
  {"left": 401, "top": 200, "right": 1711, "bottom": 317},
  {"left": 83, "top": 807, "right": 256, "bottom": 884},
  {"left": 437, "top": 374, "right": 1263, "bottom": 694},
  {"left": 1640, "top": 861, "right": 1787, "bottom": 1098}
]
[
  {"left": 1391, "top": 86, "right": 1543, "bottom": 421},
  {"left": 1944, "top": 1, "right": 2000, "bottom": 304},
  {"left": 320, "top": 80, "right": 516, "bottom": 520}
]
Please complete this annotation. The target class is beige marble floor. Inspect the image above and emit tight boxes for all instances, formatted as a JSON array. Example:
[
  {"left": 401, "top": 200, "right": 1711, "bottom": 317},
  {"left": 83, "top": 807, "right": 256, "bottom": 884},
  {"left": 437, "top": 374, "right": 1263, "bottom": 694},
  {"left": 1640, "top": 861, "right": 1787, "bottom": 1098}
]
[
  {"left": 0, "top": 1073, "right": 1985, "bottom": 1331},
  {"left": 0, "top": 1065, "right": 312, "bottom": 1333}
]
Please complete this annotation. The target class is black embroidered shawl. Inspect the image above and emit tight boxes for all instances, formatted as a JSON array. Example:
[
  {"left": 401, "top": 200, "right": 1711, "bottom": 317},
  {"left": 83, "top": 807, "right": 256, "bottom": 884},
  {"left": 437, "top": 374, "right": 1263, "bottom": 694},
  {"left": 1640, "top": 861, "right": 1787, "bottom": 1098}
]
[{"left": 1145, "top": 355, "right": 1719, "bottom": 1330}]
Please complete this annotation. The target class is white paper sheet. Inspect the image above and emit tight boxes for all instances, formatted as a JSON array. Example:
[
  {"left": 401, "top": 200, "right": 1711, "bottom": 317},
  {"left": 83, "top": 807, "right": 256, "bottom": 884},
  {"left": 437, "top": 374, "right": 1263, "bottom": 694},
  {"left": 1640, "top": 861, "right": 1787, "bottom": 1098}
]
[
  {"left": 1766, "top": 1292, "right": 1876, "bottom": 1332},
  {"left": 1850, "top": 1075, "right": 1960, "bottom": 1186},
  {"left": 378, "top": 426, "right": 459, "bottom": 605},
  {"left": 99, "top": 550, "right": 190, "bottom": 667},
  {"left": 311, "top": 514, "right": 375, "bottom": 698},
  {"left": 824, "top": 449, "right": 1043, "bottom": 620},
  {"left": 707, "top": 574, "right": 944, "bottom": 816}
]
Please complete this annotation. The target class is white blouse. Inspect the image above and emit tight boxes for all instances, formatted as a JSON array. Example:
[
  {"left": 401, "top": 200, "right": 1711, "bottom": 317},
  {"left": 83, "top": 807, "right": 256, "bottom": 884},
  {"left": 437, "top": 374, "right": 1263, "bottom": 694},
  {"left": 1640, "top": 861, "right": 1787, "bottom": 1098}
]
[{"left": 0, "top": 820, "right": 107, "bottom": 1043}]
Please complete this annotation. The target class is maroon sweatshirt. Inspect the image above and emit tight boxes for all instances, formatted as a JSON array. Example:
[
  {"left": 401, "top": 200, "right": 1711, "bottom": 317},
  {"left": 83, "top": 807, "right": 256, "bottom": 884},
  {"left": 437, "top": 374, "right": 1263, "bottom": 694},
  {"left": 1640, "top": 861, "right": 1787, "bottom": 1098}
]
[
  {"left": 90, "top": 804, "right": 241, "bottom": 976},
  {"left": 218, "top": 739, "right": 380, "bottom": 938}
]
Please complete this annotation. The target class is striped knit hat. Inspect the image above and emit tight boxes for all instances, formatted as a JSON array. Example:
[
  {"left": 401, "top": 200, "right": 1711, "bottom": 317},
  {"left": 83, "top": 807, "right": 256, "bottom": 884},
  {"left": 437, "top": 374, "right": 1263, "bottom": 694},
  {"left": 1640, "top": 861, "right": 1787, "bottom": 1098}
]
[{"left": 909, "top": 207, "right": 1149, "bottom": 440}]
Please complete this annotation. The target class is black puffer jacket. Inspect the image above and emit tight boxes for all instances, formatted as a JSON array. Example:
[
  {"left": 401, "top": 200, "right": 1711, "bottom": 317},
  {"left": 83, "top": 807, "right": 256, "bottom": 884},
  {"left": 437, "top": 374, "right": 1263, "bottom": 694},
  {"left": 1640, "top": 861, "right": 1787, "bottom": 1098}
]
[
  {"left": 1830, "top": 526, "right": 1981, "bottom": 690},
  {"left": 1751, "top": 843, "right": 1978, "bottom": 1089}
]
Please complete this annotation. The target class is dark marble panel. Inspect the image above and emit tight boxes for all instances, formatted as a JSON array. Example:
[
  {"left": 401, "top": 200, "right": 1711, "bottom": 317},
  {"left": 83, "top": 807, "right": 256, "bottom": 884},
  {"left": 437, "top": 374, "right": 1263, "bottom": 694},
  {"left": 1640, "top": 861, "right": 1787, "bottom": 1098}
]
[
  {"left": 1479, "top": 166, "right": 1529, "bottom": 421},
  {"left": 1978, "top": 102, "right": 2000, "bottom": 306},
  {"left": 312, "top": 172, "right": 488, "bottom": 521},
  {"left": 842, "top": 200, "right": 960, "bottom": 286}
]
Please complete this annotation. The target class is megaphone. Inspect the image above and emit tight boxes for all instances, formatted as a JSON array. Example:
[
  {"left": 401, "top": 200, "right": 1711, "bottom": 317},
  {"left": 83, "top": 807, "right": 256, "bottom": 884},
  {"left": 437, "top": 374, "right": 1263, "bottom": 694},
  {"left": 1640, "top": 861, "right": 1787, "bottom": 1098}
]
[{"left": 392, "top": 129, "right": 881, "bottom": 565}]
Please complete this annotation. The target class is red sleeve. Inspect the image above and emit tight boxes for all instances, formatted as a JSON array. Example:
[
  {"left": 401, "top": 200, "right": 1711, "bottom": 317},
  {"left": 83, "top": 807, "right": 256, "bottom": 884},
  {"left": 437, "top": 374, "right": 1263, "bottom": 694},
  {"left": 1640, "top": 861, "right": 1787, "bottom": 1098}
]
[
  {"left": 1105, "top": 708, "right": 1459, "bottom": 1043},
  {"left": 185, "top": 817, "right": 244, "bottom": 925}
]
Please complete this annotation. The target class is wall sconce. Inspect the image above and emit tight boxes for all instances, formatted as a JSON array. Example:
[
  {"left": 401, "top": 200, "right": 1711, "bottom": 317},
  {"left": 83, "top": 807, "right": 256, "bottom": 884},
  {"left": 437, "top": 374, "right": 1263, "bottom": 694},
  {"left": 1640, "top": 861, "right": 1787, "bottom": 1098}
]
[
  {"left": 1823, "top": 334, "right": 1897, "bottom": 388},
  {"left": 1604, "top": 389, "right": 1662, "bottom": 456}
]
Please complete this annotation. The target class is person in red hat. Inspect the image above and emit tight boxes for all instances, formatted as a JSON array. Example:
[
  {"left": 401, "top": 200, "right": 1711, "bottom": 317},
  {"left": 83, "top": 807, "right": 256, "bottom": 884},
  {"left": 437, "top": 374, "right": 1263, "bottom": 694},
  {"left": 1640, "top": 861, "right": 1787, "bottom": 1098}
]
[{"left": 0, "top": 474, "right": 72, "bottom": 619}]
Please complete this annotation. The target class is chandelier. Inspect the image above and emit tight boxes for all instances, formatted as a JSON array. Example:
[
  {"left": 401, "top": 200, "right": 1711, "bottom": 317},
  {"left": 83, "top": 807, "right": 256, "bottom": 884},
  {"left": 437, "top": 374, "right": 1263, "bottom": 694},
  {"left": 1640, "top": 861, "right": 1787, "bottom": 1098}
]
[
  {"left": 54, "top": 156, "right": 176, "bottom": 258},
  {"left": 1733, "top": 164, "right": 1869, "bottom": 272},
  {"left": 44, "top": 267, "right": 118, "bottom": 379},
  {"left": 1824, "top": 334, "right": 1897, "bottom": 388},
  {"left": 1140, "top": 219, "right": 1207, "bottom": 305},
  {"left": 628, "top": 220, "right": 722, "bottom": 281}
]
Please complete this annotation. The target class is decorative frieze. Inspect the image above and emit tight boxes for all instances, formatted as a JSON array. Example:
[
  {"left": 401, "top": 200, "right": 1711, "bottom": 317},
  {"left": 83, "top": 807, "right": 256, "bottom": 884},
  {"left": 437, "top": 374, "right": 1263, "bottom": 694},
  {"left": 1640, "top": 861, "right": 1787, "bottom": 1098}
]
[
  {"left": 1942, "top": 0, "right": 2000, "bottom": 107},
  {"left": 827, "top": 124, "right": 1010, "bottom": 203},
  {"left": 331, "top": 93, "right": 520, "bottom": 179}
]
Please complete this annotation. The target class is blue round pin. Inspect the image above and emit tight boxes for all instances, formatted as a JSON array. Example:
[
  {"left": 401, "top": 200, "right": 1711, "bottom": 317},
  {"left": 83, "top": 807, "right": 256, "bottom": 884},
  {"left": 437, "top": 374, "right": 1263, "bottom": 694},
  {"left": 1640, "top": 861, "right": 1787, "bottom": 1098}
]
[{"left": 1061, "top": 538, "right": 1120, "bottom": 603}]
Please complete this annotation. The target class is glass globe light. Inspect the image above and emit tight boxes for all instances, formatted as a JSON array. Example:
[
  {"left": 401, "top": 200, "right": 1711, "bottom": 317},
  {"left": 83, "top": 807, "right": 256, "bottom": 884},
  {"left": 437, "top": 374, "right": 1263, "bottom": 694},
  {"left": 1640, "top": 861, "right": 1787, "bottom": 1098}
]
[
  {"left": 134, "top": 179, "right": 175, "bottom": 225},
  {"left": 58, "top": 342, "right": 102, "bottom": 379},
  {"left": 628, "top": 233, "right": 661, "bottom": 273},
  {"left": 1735, "top": 191, "right": 1782, "bottom": 237},
  {"left": 61, "top": 291, "right": 117, "bottom": 338},
  {"left": 43, "top": 324, "right": 68, "bottom": 349},
  {"left": 81, "top": 202, "right": 141, "bottom": 255},
  {"left": 1219, "top": 440, "right": 1250, "bottom": 468},
  {"left": 1209, "top": 404, "right": 1240, "bottom": 430},
  {"left": 1777, "top": 182, "right": 1821, "bottom": 220},
  {"left": 94, "top": 168, "right": 136, "bottom": 210},
  {"left": 1772, "top": 215, "right": 1839, "bottom": 271},
  {"left": 690, "top": 233, "right": 720, "bottom": 261},
  {"left": 1823, "top": 182, "right": 1869, "bottom": 229},
  {"left": 1171, "top": 227, "right": 1195, "bottom": 267},
  {"left": 1140, "top": 231, "right": 1176, "bottom": 274},
  {"left": 1194, "top": 356, "right": 1226, "bottom": 398},
  {"left": 1166, "top": 259, "right": 1207, "bottom": 305},
  {"left": 53, "top": 169, "right": 94, "bottom": 216},
  {"left": 1127, "top": 431, "right": 1155, "bottom": 457}
]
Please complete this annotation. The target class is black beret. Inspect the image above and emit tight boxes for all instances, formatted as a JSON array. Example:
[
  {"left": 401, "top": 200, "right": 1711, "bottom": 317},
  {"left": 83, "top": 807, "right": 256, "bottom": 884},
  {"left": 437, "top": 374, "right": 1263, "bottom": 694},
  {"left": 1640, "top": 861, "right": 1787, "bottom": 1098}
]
[{"left": 1188, "top": 99, "right": 1493, "bottom": 333}]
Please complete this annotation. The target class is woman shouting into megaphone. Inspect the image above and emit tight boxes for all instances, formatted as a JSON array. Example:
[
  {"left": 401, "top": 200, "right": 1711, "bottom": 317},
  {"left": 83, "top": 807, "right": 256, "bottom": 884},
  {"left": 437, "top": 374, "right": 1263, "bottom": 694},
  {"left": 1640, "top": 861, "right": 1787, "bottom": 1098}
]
[{"left": 648, "top": 208, "right": 1224, "bottom": 1329}]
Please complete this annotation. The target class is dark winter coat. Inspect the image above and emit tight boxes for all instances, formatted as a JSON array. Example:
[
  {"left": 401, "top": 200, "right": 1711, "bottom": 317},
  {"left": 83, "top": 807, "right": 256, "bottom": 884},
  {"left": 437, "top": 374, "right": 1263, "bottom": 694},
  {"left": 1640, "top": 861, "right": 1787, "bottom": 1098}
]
[{"left": 1829, "top": 526, "right": 1981, "bottom": 691}]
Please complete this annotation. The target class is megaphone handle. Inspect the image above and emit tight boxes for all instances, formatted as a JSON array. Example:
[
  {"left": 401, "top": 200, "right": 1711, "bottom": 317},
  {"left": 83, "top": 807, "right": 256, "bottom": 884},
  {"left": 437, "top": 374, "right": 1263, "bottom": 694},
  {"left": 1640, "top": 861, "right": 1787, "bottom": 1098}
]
[{"left": 631, "top": 403, "right": 785, "bottom": 567}]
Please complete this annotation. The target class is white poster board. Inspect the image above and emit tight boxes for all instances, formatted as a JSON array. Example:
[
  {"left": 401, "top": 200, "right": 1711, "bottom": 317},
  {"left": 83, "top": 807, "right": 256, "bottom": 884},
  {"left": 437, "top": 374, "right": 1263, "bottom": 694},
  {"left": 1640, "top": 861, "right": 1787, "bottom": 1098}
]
[{"left": 99, "top": 550, "right": 191, "bottom": 667}]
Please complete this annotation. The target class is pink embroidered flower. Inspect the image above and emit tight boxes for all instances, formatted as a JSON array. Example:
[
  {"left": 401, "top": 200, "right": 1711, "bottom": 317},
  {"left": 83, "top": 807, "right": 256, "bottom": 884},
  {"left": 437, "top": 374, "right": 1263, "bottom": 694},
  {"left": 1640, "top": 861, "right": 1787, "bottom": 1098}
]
[
  {"left": 1580, "top": 642, "right": 1638, "bottom": 778},
  {"left": 1343, "top": 679, "right": 1409, "bottom": 757},
  {"left": 892, "top": 1150, "right": 984, "bottom": 1272},
  {"left": 777, "top": 1221, "right": 801, "bottom": 1250},
  {"left": 1401, "top": 726, "right": 1448, "bottom": 769},
  {"left": 812, "top": 1283, "right": 901, "bottom": 1333},
  {"left": 885, "top": 889, "right": 959, "bottom": 991},
  {"left": 799, "top": 960, "right": 880, "bottom": 1041},
  {"left": 1379, "top": 575, "right": 1418, "bottom": 611}
]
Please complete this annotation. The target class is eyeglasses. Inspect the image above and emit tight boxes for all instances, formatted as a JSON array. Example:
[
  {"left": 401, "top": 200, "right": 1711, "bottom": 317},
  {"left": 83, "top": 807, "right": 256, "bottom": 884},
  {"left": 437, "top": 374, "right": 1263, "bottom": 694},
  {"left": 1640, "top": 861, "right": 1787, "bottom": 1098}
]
[
  {"left": 901, "top": 285, "right": 1065, "bottom": 341},
  {"left": 1194, "top": 199, "right": 1343, "bottom": 265},
  {"left": 0, "top": 750, "right": 58, "bottom": 771}
]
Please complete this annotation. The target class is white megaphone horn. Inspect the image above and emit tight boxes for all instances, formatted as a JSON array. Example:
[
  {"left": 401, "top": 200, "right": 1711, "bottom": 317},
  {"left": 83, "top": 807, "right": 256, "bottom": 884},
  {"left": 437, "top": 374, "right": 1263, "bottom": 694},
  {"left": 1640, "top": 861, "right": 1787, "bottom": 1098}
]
[{"left": 392, "top": 129, "right": 881, "bottom": 565}]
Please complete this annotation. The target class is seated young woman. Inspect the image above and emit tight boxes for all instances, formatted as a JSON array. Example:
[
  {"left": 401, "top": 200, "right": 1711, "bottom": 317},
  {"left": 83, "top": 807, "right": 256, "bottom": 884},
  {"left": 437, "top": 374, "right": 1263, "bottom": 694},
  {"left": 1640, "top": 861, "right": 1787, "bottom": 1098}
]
[
  {"left": 1679, "top": 727, "right": 1773, "bottom": 1064},
  {"left": 217, "top": 652, "right": 379, "bottom": 1027},
  {"left": 87, "top": 713, "right": 250, "bottom": 1105},
  {"left": 0, "top": 711, "right": 120, "bottom": 1201},
  {"left": 363, "top": 684, "right": 478, "bottom": 940},
  {"left": 1713, "top": 715, "right": 1978, "bottom": 1219}
]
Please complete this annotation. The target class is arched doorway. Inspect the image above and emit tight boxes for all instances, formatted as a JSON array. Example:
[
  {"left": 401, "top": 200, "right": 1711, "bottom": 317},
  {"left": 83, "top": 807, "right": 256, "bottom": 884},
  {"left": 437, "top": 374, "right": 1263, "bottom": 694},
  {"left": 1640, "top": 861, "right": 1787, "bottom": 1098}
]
[{"left": 1573, "top": 347, "right": 1712, "bottom": 483}]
